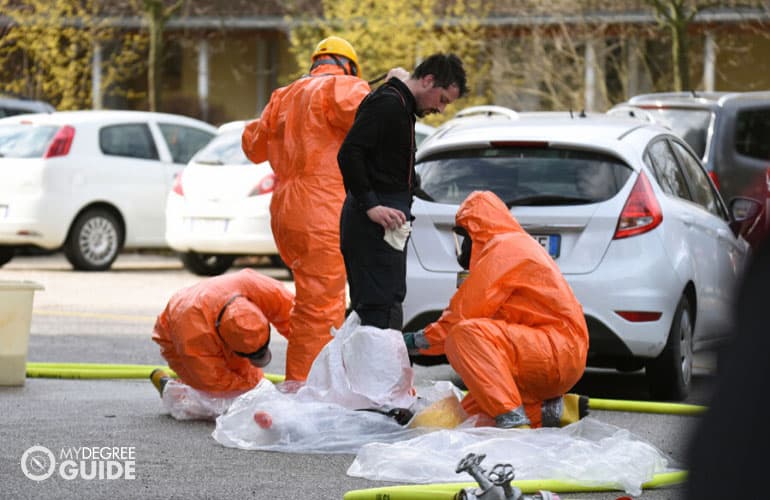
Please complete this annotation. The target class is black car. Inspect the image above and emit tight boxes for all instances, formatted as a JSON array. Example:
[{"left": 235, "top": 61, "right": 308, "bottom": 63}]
[{"left": 609, "top": 91, "right": 770, "bottom": 246}]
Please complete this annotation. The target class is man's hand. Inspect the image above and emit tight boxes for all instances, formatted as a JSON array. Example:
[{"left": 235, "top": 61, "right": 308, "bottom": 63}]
[
  {"left": 386, "top": 67, "right": 410, "bottom": 82},
  {"left": 367, "top": 205, "right": 406, "bottom": 230}
]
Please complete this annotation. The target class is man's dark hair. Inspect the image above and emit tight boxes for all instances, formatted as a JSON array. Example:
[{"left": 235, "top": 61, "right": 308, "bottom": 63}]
[{"left": 412, "top": 53, "right": 469, "bottom": 97}]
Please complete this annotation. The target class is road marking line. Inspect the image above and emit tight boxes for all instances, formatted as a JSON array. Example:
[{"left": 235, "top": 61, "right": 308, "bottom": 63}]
[{"left": 33, "top": 309, "right": 155, "bottom": 322}]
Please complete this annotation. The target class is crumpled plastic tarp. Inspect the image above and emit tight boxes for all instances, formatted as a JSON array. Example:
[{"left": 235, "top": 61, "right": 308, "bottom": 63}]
[
  {"left": 295, "top": 311, "right": 416, "bottom": 411},
  {"left": 162, "top": 379, "right": 239, "bottom": 420},
  {"left": 348, "top": 417, "right": 673, "bottom": 496},
  {"left": 212, "top": 378, "right": 428, "bottom": 453},
  {"left": 210, "top": 314, "right": 675, "bottom": 496}
]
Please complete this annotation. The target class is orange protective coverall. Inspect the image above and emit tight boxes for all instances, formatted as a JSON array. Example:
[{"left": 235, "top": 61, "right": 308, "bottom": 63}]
[
  {"left": 152, "top": 269, "right": 293, "bottom": 393},
  {"left": 242, "top": 63, "right": 370, "bottom": 381},
  {"left": 420, "top": 191, "right": 589, "bottom": 428}
]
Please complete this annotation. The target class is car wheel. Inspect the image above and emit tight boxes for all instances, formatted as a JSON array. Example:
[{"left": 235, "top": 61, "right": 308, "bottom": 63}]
[
  {"left": 64, "top": 208, "right": 122, "bottom": 271},
  {"left": 179, "top": 252, "right": 235, "bottom": 276},
  {"left": 0, "top": 246, "right": 15, "bottom": 267},
  {"left": 645, "top": 295, "right": 693, "bottom": 401}
]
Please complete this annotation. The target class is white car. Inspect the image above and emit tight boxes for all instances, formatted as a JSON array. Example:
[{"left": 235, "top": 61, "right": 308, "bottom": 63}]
[
  {"left": 414, "top": 121, "right": 437, "bottom": 148},
  {"left": 165, "top": 121, "right": 279, "bottom": 276},
  {"left": 0, "top": 110, "right": 216, "bottom": 270},
  {"left": 404, "top": 111, "right": 762, "bottom": 400}
]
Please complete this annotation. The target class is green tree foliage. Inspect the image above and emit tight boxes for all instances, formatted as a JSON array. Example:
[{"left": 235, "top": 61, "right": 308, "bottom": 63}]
[
  {"left": 286, "top": 0, "right": 491, "bottom": 125},
  {"left": 0, "top": 0, "right": 146, "bottom": 110}
]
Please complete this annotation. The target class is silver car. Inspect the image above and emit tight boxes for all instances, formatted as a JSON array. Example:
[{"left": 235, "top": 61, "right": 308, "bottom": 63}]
[{"left": 404, "top": 111, "right": 762, "bottom": 400}]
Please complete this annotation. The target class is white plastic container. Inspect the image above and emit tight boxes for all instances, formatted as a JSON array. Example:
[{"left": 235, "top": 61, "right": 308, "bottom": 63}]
[{"left": 0, "top": 280, "right": 43, "bottom": 386}]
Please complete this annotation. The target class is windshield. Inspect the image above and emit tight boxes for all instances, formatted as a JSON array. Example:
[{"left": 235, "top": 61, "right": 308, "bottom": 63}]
[
  {"left": 0, "top": 124, "right": 58, "bottom": 158},
  {"left": 639, "top": 108, "right": 712, "bottom": 159},
  {"left": 190, "top": 129, "right": 250, "bottom": 165},
  {"left": 416, "top": 147, "right": 633, "bottom": 206}
]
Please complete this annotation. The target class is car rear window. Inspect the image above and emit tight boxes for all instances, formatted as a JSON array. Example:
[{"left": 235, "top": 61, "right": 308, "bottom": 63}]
[
  {"left": 639, "top": 108, "right": 711, "bottom": 159},
  {"left": 0, "top": 124, "right": 59, "bottom": 158},
  {"left": 100, "top": 123, "right": 159, "bottom": 160},
  {"left": 735, "top": 107, "right": 770, "bottom": 161},
  {"left": 190, "top": 130, "right": 250, "bottom": 165},
  {"left": 416, "top": 147, "right": 633, "bottom": 205}
]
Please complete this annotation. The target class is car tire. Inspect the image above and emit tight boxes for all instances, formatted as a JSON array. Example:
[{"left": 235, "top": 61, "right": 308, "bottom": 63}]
[
  {"left": 0, "top": 246, "right": 15, "bottom": 267},
  {"left": 64, "top": 208, "right": 123, "bottom": 271},
  {"left": 179, "top": 252, "right": 235, "bottom": 276},
  {"left": 645, "top": 295, "right": 693, "bottom": 401}
]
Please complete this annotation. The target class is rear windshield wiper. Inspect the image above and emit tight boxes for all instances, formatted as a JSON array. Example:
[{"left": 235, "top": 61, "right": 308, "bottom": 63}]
[
  {"left": 413, "top": 187, "right": 435, "bottom": 202},
  {"left": 505, "top": 195, "right": 595, "bottom": 207}
]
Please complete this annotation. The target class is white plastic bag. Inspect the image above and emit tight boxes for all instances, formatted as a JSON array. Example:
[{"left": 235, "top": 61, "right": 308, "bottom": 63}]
[
  {"left": 296, "top": 311, "right": 415, "bottom": 411},
  {"left": 347, "top": 417, "right": 673, "bottom": 496},
  {"left": 212, "top": 379, "right": 423, "bottom": 454},
  {"left": 161, "top": 379, "right": 239, "bottom": 421}
]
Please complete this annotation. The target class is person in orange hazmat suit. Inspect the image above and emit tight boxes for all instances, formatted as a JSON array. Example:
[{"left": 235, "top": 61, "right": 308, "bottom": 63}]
[
  {"left": 402, "top": 191, "right": 589, "bottom": 428},
  {"left": 150, "top": 269, "right": 293, "bottom": 420},
  {"left": 241, "top": 36, "right": 373, "bottom": 385}
]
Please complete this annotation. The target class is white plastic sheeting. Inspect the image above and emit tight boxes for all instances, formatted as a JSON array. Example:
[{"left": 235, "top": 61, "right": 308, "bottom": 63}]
[
  {"left": 212, "top": 378, "right": 426, "bottom": 453},
  {"left": 211, "top": 314, "right": 675, "bottom": 496},
  {"left": 162, "top": 379, "right": 239, "bottom": 420},
  {"left": 348, "top": 418, "right": 673, "bottom": 496},
  {"left": 295, "top": 311, "right": 416, "bottom": 411}
]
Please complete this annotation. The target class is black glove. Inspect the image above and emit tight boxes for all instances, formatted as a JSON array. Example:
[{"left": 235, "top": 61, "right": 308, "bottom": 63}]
[{"left": 402, "top": 329, "right": 427, "bottom": 355}]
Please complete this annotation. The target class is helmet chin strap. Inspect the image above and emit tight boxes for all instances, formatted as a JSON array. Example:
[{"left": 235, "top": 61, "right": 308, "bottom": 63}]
[{"left": 310, "top": 54, "right": 357, "bottom": 76}]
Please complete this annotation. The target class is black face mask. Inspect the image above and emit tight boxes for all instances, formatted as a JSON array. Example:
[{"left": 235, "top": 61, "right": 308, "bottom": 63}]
[{"left": 453, "top": 226, "right": 472, "bottom": 270}]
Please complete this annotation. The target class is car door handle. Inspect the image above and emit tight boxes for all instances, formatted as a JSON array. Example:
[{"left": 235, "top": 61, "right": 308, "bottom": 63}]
[{"left": 680, "top": 215, "right": 695, "bottom": 226}]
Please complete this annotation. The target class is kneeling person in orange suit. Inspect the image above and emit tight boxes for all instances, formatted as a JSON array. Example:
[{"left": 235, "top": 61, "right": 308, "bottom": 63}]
[
  {"left": 403, "top": 191, "right": 589, "bottom": 429},
  {"left": 150, "top": 269, "right": 293, "bottom": 420}
]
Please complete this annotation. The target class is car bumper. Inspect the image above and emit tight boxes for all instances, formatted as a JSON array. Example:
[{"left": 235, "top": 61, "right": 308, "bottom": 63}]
[
  {"left": 566, "top": 234, "right": 682, "bottom": 359},
  {"left": 0, "top": 193, "right": 70, "bottom": 248},
  {"left": 165, "top": 195, "right": 277, "bottom": 255}
]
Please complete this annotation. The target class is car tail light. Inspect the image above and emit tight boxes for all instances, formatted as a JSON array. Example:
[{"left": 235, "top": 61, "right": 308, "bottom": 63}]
[
  {"left": 249, "top": 173, "right": 276, "bottom": 196},
  {"left": 43, "top": 125, "right": 75, "bottom": 158},
  {"left": 615, "top": 311, "right": 662, "bottom": 322},
  {"left": 172, "top": 171, "right": 184, "bottom": 196},
  {"left": 708, "top": 171, "right": 720, "bottom": 191},
  {"left": 613, "top": 171, "right": 663, "bottom": 239}
]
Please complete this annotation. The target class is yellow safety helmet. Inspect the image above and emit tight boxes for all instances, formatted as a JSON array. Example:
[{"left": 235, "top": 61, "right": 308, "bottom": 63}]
[{"left": 311, "top": 36, "right": 361, "bottom": 77}]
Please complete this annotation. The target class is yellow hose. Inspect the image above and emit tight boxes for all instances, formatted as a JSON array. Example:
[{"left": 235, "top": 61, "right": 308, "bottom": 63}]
[
  {"left": 589, "top": 397, "right": 706, "bottom": 415},
  {"left": 25, "top": 362, "right": 284, "bottom": 384},
  {"left": 343, "top": 470, "right": 687, "bottom": 499},
  {"left": 25, "top": 363, "right": 706, "bottom": 414}
]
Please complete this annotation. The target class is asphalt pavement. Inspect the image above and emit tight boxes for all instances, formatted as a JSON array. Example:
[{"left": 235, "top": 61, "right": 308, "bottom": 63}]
[{"left": 0, "top": 253, "right": 706, "bottom": 499}]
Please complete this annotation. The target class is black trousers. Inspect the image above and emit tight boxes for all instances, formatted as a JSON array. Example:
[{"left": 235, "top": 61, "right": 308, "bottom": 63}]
[{"left": 340, "top": 193, "right": 411, "bottom": 330}]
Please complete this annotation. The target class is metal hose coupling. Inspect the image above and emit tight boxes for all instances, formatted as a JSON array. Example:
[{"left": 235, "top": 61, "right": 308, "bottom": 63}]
[{"left": 454, "top": 452, "right": 560, "bottom": 500}]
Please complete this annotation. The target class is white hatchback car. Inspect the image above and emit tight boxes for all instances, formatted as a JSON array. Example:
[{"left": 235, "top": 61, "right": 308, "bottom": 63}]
[
  {"left": 165, "top": 121, "right": 279, "bottom": 276},
  {"left": 164, "top": 120, "right": 437, "bottom": 276},
  {"left": 0, "top": 110, "right": 216, "bottom": 270},
  {"left": 404, "top": 111, "right": 762, "bottom": 400}
]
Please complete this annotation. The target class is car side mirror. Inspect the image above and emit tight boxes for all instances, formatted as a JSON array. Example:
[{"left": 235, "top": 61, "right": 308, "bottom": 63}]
[{"left": 728, "top": 196, "right": 764, "bottom": 238}]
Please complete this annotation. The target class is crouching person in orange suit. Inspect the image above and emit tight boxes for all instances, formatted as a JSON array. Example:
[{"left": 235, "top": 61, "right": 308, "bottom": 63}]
[
  {"left": 403, "top": 191, "right": 589, "bottom": 428},
  {"left": 150, "top": 269, "right": 293, "bottom": 420}
]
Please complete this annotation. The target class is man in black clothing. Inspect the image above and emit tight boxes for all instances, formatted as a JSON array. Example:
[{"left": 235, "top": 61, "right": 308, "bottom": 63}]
[{"left": 338, "top": 53, "right": 468, "bottom": 329}]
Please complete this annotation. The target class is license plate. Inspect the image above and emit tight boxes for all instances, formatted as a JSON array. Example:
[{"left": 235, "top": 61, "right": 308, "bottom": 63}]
[
  {"left": 532, "top": 234, "right": 560, "bottom": 258},
  {"left": 191, "top": 218, "right": 227, "bottom": 233}
]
